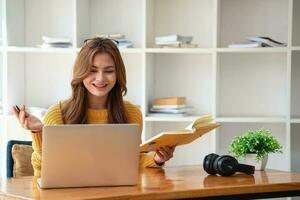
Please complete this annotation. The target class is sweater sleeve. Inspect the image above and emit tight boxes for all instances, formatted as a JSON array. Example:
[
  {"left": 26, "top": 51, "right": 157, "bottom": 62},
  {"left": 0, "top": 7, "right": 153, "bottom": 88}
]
[
  {"left": 125, "top": 101, "right": 162, "bottom": 168},
  {"left": 31, "top": 103, "right": 64, "bottom": 177}
]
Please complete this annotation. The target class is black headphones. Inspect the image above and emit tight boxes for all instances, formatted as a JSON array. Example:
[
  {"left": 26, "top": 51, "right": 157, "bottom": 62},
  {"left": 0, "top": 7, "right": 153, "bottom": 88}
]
[{"left": 203, "top": 153, "right": 255, "bottom": 176}]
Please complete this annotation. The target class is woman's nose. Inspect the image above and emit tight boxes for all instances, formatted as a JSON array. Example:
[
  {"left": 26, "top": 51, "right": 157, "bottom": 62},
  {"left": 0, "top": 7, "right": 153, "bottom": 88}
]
[{"left": 95, "top": 71, "right": 105, "bottom": 81}]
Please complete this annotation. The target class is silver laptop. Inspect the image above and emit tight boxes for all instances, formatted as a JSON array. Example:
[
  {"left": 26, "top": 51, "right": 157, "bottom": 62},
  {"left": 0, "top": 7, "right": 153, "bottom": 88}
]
[{"left": 38, "top": 124, "right": 141, "bottom": 189}]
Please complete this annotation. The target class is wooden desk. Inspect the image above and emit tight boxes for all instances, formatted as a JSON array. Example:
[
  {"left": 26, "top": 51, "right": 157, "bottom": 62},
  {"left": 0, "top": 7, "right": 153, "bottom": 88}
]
[{"left": 1, "top": 165, "right": 300, "bottom": 200}]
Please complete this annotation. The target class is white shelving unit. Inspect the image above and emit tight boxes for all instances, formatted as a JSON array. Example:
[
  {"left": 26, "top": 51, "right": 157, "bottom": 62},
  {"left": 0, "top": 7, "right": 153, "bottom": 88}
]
[{"left": 0, "top": 0, "right": 300, "bottom": 178}]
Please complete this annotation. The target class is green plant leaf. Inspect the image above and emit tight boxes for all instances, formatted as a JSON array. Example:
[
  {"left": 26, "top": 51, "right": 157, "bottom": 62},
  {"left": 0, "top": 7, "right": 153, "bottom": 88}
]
[{"left": 229, "top": 128, "right": 283, "bottom": 161}]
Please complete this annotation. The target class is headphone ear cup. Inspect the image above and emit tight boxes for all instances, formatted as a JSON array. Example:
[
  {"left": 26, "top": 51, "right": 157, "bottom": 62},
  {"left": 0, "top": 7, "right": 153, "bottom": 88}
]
[
  {"left": 214, "top": 155, "right": 238, "bottom": 176},
  {"left": 203, "top": 153, "right": 219, "bottom": 175}
]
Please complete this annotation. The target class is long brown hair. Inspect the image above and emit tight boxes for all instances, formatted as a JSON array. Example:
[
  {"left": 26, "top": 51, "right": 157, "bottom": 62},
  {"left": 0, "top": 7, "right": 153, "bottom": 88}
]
[{"left": 61, "top": 38, "right": 128, "bottom": 124}]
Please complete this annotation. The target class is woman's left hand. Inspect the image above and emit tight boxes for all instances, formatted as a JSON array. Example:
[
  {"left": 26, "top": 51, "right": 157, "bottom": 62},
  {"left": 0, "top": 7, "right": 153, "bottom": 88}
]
[{"left": 153, "top": 145, "right": 176, "bottom": 166}]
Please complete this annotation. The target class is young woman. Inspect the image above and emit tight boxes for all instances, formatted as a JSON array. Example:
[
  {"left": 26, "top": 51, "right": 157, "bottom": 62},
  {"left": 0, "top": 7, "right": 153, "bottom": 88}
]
[{"left": 13, "top": 38, "right": 176, "bottom": 177}]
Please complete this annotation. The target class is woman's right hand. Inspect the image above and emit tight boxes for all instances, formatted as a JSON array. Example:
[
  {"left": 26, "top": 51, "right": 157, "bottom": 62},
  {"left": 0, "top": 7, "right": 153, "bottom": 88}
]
[{"left": 12, "top": 105, "right": 44, "bottom": 133}]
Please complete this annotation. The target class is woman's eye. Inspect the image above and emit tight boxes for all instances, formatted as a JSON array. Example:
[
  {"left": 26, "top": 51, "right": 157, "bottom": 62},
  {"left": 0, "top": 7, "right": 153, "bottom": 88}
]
[
  {"left": 90, "top": 70, "right": 97, "bottom": 73},
  {"left": 105, "top": 70, "right": 115, "bottom": 73}
]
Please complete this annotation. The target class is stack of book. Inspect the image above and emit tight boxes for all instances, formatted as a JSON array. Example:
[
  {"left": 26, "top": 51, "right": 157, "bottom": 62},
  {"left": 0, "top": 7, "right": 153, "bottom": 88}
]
[
  {"left": 149, "top": 97, "right": 193, "bottom": 117},
  {"left": 97, "top": 33, "right": 133, "bottom": 48},
  {"left": 229, "top": 36, "right": 287, "bottom": 48},
  {"left": 40, "top": 36, "right": 72, "bottom": 48},
  {"left": 155, "top": 34, "right": 197, "bottom": 48}
]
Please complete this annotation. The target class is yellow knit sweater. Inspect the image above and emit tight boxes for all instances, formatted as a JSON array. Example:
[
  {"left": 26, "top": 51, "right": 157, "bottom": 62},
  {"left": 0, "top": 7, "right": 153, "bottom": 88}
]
[{"left": 31, "top": 101, "right": 159, "bottom": 177}]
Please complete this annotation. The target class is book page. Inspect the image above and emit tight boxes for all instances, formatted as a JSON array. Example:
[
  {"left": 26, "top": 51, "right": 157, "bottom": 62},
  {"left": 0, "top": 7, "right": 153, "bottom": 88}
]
[
  {"left": 140, "top": 131, "right": 193, "bottom": 152},
  {"left": 140, "top": 115, "right": 220, "bottom": 153},
  {"left": 181, "top": 123, "right": 220, "bottom": 144},
  {"left": 185, "top": 115, "right": 212, "bottom": 130}
]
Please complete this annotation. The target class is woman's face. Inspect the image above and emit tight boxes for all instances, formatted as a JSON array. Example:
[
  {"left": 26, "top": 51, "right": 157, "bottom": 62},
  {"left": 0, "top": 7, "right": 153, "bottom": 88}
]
[{"left": 83, "top": 53, "right": 117, "bottom": 100}]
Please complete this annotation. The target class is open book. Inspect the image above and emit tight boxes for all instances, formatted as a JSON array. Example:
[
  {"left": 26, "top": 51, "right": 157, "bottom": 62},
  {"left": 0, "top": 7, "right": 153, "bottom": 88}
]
[{"left": 140, "top": 115, "right": 220, "bottom": 153}]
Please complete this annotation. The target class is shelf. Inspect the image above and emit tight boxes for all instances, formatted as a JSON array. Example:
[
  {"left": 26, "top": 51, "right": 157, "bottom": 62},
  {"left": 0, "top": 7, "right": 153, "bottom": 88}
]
[
  {"left": 146, "top": 0, "right": 214, "bottom": 48},
  {"left": 0, "top": 114, "right": 5, "bottom": 120},
  {"left": 218, "top": 0, "right": 288, "bottom": 48},
  {"left": 3, "top": 47, "right": 292, "bottom": 54},
  {"left": 145, "top": 53, "right": 213, "bottom": 117},
  {"left": 291, "top": 51, "right": 300, "bottom": 117},
  {"left": 216, "top": 117, "right": 287, "bottom": 123},
  {"left": 218, "top": 53, "right": 287, "bottom": 117},
  {"left": 292, "top": 0, "right": 300, "bottom": 46},
  {"left": 0, "top": 0, "right": 297, "bottom": 173},
  {"left": 292, "top": 47, "right": 300, "bottom": 51},
  {"left": 119, "top": 48, "right": 143, "bottom": 54},
  {"left": 6, "top": 53, "right": 74, "bottom": 109},
  {"left": 6, "top": 47, "right": 75, "bottom": 54},
  {"left": 145, "top": 115, "right": 199, "bottom": 122},
  {"left": 291, "top": 124, "right": 300, "bottom": 172},
  {"left": 217, "top": 47, "right": 288, "bottom": 53},
  {"left": 6, "top": 0, "right": 74, "bottom": 47},
  {"left": 146, "top": 48, "right": 213, "bottom": 54},
  {"left": 76, "top": 48, "right": 143, "bottom": 54},
  {"left": 291, "top": 119, "right": 300, "bottom": 123},
  {"left": 0, "top": 115, "right": 20, "bottom": 123},
  {"left": 76, "top": 0, "right": 143, "bottom": 48}
]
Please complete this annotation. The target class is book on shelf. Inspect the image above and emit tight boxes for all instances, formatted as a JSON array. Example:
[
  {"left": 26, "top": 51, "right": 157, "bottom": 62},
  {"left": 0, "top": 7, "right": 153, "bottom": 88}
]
[
  {"left": 153, "top": 96, "right": 186, "bottom": 106},
  {"left": 151, "top": 97, "right": 194, "bottom": 116},
  {"left": 140, "top": 115, "right": 220, "bottom": 153},
  {"left": 159, "top": 43, "right": 198, "bottom": 48},
  {"left": 229, "top": 36, "right": 287, "bottom": 48},
  {"left": 247, "top": 36, "right": 287, "bottom": 47},
  {"left": 40, "top": 36, "right": 72, "bottom": 48},
  {"left": 228, "top": 42, "right": 262, "bottom": 48},
  {"left": 152, "top": 104, "right": 187, "bottom": 109},
  {"left": 150, "top": 106, "right": 193, "bottom": 114},
  {"left": 117, "top": 41, "right": 133, "bottom": 48},
  {"left": 155, "top": 34, "right": 197, "bottom": 48},
  {"left": 97, "top": 33, "right": 125, "bottom": 39},
  {"left": 96, "top": 33, "right": 133, "bottom": 48},
  {"left": 42, "top": 36, "right": 72, "bottom": 44},
  {"left": 147, "top": 113, "right": 190, "bottom": 118},
  {"left": 155, "top": 35, "right": 193, "bottom": 43}
]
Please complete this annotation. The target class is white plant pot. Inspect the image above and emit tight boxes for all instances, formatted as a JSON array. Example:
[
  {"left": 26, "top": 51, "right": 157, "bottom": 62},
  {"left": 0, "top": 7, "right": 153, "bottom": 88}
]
[{"left": 241, "top": 154, "right": 268, "bottom": 171}]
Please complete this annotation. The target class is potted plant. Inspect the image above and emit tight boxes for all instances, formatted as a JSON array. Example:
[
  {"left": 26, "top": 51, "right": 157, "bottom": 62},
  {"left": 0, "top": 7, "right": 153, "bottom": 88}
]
[{"left": 229, "top": 128, "right": 282, "bottom": 170}]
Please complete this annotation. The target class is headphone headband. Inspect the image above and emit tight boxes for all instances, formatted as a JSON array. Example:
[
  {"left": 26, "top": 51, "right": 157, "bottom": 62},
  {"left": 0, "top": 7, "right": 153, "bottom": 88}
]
[{"left": 234, "top": 163, "right": 255, "bottom": 175}]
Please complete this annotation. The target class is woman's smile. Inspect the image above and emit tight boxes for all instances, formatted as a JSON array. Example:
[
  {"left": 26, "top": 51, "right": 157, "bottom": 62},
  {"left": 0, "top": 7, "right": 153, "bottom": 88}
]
[{"left": 92, "top": 83, "right": 108, "bottom": 90}]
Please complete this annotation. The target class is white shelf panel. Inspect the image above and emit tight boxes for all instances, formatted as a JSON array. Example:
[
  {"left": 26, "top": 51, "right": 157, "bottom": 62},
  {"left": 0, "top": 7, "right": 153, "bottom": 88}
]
[
  {"left": 218, "top": 0, "right": 288, "bottom": 48},
  {"left": 6, "top": 0, "right": 74, "bottom": 47},
  {"left": 291, "top": 51, "right": 300, "bottom": 117},
  {"left": 6, "top": 47, "right": 75, "bottom": 54},
  {"left": 76, "top": 0, "right": 144, "bottom": 48},
  {"left": 218, "top": 53, "right": 287, "bottom": 117},
  {"left": 76, "top": 48, "right": 143, "bottom": 54},
  {"left": 291, "top": 119, "right": 300, "bottom": 123},
  {"left": 216, "top": 117, "right": 287, "bottom": 123},
  {"left": 146, "top": 0, "right": 215, "bottom": 48},
  {"left": 119, "top": 48, "right": 143, "bottom": 54},
  {"left": 145, "top": 115, "right": 199, "bottom": 122},
  {"left": 146, "top": 48, "right": 213, "bottom": 54},
  {"left": 292, "top": 0, "right": 300, "bottom": 46},
  {"left": 2, "top": 115, "right": 17, "bottom": 120},
  {"left": 217, "top": 47, "right": 288, "bottom": 53},
  {"left": 292, "top": 47, "right": 300, "bottom": 51}
]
